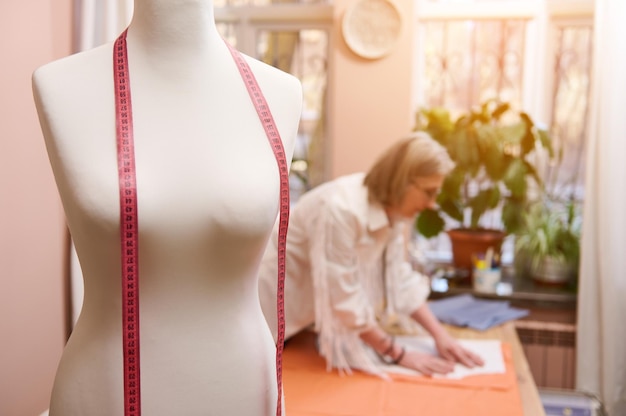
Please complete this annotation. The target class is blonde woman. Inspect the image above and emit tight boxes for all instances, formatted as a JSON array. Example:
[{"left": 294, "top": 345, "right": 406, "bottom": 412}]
[{"left": 259, "top": 132, "right": 484, "bottom": 376}]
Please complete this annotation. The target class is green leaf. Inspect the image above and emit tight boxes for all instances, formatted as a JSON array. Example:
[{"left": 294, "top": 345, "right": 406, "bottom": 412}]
[
  {"left": 449, "top": 129, "right": 473, "bottom": 168},
  {"left": 503, "top": 159, "right": 528, "bottom": 198},
  {"left": 476, "top": 125, "right": 507, "bottom": 180},
  {"left": 519, "top": 112, "right": 534, "bottom": 128},
  {"left": 441, "top": 168, "right": 464, "bottom": 200},
  {"left": 492, "top": 102, "right": 510, "bottom": 120},
  {"left": 416, "top": 209, "right": 446, "bottom": 238},
  {"left": 523, "top": 160, "right": 543, "bottom": 188},
  {"left": 487, "top": 186, "right": 501, "bottom": 208},
  {"left": 520, "top": 131, "right": 535, "bottom": 157},
  {"left": 502, "top": 198, "right": 526, "bottom": 234},
  {"left": 519, "top": 118, "right": 540, "bottom": 158},
  {"left": 467, "top": 188, "right": 499, "bottom": 228},
  {"left": 499, "top": 122, "right": 526, "bottom": 145},
  {"left": 417, "top": 108, "right": 454, "bottom": 145},
  {"left": 537, "top": 128, "right": 554, "bottom": 157},
  {"left": 439, "top": 197, "right": 464, "bottom": 223}
]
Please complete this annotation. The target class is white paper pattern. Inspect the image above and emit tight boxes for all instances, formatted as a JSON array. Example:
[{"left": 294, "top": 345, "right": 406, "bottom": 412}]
[{"left": 384, "top": 337, "right": 506, "bottom": 379}]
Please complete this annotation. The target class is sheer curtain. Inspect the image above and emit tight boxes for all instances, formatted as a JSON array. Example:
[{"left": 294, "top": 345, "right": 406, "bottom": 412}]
[
  {"left": 75, "top": 0, "right": 133, "bottom": 51},
  {"left": 69, "top": 0, "right": 133, "bottom": 327},
  {"left": 576, "top": 0, "right": 626, "bottom": 414}
]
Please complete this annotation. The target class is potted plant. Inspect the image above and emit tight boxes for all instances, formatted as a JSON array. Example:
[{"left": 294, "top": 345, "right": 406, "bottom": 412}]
[
  {"left": 514, "top": 197, "right": 581, "bottom": 286},
  {"left": 413, "top": 100, "right": 554, "bottom": 276}
]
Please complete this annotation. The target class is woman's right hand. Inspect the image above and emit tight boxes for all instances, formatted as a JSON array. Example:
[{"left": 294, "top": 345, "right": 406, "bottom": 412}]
[{"left": 398, "top": 349, "right": 455, "bottom": 376}]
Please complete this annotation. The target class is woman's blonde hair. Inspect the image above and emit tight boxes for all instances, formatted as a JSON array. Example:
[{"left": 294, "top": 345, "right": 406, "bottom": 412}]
[{"left": 363, "top": 131, "right": 454, "bottom": 207}]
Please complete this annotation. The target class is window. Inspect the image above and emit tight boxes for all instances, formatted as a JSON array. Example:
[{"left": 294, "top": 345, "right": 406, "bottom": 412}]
[
  {"left": 214, "top": 2, "right": 333, "bottom": 202},
  {"left": 411, "top": 0, "right": 593, "bottom": 263}
]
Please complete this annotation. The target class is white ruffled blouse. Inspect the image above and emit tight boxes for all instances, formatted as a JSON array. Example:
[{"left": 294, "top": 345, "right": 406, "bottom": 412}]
[{"left": 258, "top": 172, "right": 431, "bottom": 375}]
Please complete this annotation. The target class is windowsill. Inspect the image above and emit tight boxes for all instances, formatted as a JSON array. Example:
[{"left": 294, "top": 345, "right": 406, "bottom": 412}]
[{"left": 427, "top": 264, "right": 578, "bottom": 306}]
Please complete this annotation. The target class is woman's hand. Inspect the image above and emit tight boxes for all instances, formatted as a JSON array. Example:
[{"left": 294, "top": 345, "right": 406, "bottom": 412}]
[
  {"left": 397, "top": 349, "right": 455, "bottom": 376},
  {"left": 410, "top": 303, "right": 484, "bottom": 369},
  {"left": 359, "top": 326, "right": 457, "bottom": 376},
  {"left": 433, "top": 331, "right": 484, "bottom": 368}
]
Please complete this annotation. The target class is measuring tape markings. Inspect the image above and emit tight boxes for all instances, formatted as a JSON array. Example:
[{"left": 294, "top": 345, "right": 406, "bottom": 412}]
[
  {"left": 114, "top": 29, "right": 141, "bottom": 416},
  {"left": 114, "top": 30, "right": 289, "bottom": 416},
  {"left": 224, "top": 43, "right": 290, "bottom": 416}
]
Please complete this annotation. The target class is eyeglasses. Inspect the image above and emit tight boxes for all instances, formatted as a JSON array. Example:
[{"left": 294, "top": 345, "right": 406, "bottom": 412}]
[{"left": 412, "top": 183, "right": 440, "bottom": 200}]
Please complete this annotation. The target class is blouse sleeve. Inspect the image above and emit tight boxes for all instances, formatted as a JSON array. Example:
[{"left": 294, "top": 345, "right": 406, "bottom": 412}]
[
  {"left": 309, "top": 200, "right": 383, "bottom": 374},
  {"left": 386, "top": 224, "right": 431, "bottom": 316},
  {"left": 313, "top": 203, "right": 376, "bottom": 331}
]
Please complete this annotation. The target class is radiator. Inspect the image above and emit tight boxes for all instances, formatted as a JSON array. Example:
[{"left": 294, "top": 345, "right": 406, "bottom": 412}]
[{"left": 515, "top": 320, "right": 577, "bottom": 389}]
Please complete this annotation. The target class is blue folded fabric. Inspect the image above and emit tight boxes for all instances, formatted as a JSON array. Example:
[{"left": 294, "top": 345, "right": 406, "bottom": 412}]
[{"left": 428, "top": 294, "right": 529, "bottom": 331}]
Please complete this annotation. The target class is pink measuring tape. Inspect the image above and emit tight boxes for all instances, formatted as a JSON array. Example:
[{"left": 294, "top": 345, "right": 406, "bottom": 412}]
[
  {"left": 114, "top": 30, "right": 141, "bottom": 416},
  {"left": 113, "top": 30, "right": 289, "bottom": 416}
]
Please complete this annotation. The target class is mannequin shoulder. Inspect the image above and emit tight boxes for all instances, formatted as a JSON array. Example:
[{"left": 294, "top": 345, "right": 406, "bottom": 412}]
[
  {"left": 32, "top": 43, "right": 116, "bottom": 151},
  {"left": 242, "top": 55, "right": 303, "bottom": 111},
  {"left": 240, "top": 54, "right": 304, "bottom": 158},
  {"left": 32, "top": 43, "right": 114, "bottom": 105}
]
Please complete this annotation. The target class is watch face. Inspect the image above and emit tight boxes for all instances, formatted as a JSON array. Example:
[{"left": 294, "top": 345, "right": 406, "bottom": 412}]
[{"left": 342, "top": 0, "right": 403, "bottom": 59}]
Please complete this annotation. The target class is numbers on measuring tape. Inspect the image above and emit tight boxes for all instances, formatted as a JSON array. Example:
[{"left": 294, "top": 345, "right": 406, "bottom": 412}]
[
  {"left": 114, "top": 29, "right": 141, "bottom": 416},
  {"left": 113, "top": 30, "right": 289, "bottom": 416},
  {"left": 225, "top": 42, "right": 290, "bottom": 416}
]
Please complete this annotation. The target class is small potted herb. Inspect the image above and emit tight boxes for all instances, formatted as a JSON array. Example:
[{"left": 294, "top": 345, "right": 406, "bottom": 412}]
[{"left": 514, "top": 197, "right": 581, "bottom": 286}]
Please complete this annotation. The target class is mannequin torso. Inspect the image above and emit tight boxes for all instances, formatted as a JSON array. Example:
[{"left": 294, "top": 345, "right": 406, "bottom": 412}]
[{"left": 32, "top": 1, "right": 302, "bottom": 414}]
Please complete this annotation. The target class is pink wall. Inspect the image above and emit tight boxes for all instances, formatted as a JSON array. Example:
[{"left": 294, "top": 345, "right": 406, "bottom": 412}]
[
  {"left": 329, "top": 0, "right": 414, "bottom": 178},
  {"left": 0, "top": 1, "right": 72, "bottom": 415}
]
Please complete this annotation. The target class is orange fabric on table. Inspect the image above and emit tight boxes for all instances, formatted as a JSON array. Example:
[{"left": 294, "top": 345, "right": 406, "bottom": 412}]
[{"left": 283, "top": 331, "right": 523, "bottom": 416}]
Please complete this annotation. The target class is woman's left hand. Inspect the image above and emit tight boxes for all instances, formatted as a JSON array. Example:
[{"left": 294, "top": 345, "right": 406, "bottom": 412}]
[{"left": 434, "top": 332, "right": 485, "bottom": 368}]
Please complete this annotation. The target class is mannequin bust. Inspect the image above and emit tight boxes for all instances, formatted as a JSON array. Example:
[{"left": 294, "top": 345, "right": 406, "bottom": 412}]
[{"left": 32, "top": 0, "right": 302, "bottom": 415}]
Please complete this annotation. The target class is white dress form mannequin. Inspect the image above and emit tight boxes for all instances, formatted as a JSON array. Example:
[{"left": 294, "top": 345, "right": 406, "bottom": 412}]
[{"left": 32, "top": 0, "right": 302, "bottom": 415}]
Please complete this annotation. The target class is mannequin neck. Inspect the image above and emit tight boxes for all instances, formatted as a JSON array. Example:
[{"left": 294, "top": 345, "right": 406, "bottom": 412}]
[{"left": 129, "top": 0, "right": 219, "bottom": 52}]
